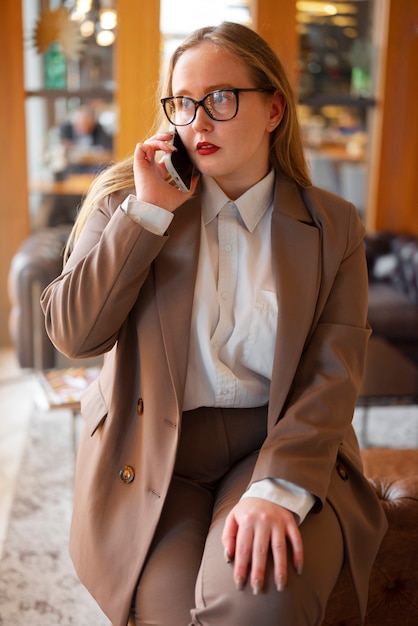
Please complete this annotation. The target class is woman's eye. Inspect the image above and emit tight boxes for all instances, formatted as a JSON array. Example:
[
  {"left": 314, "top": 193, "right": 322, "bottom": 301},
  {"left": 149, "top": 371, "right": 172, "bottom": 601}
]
[
  {"left": 180, "top": 97, "right": 193, "bottom": 111},
  {"left": 213, "top": 91, "right": 230, "bottom": 104}
]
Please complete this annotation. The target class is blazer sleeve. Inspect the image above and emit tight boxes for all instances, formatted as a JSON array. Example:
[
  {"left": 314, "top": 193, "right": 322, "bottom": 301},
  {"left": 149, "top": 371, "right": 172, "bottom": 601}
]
[{"left": 40, "top": 189, "right": 168, "bottom": 359}]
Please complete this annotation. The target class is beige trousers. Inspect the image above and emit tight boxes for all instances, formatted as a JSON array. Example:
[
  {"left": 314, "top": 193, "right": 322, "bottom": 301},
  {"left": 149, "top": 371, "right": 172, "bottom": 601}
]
[{"left": 131, "top": 407, "right": 344, "bottom": 626}]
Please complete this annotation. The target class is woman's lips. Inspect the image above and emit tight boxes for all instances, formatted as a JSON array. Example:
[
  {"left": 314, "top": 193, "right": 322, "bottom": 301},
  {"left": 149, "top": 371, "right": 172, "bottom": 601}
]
[{"left": 196, "top": 142, "right": 220, "bottom": 156}]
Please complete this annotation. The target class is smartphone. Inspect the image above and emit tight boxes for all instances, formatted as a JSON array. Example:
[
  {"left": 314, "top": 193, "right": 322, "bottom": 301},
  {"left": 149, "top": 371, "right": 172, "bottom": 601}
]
[{"left": 164, "top": 127, "right": 195, "bottom": 193}]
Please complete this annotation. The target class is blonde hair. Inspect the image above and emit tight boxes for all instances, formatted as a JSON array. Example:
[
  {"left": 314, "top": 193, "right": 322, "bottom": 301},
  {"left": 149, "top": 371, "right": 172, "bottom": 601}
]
[{"left": 65, "top": 22, "right": 311, "bottom": 260}]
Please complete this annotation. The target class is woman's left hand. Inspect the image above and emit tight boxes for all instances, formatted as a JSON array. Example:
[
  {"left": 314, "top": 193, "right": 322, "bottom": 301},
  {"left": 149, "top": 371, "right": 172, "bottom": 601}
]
[
  {"left": 222, "top": 497, "right": 304, "bottom": 594},
  {"left": 133, "top": 132, "right": 198, "bottom": 212}
]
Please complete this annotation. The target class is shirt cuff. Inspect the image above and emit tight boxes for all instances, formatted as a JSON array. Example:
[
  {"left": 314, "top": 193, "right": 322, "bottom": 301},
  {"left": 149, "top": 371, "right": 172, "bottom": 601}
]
[
  {"left": 241, "top": 478, "right": 315, "bottom": 525},
  {"left": 121, "top": 194, "right": 174, "bottom": 236}
]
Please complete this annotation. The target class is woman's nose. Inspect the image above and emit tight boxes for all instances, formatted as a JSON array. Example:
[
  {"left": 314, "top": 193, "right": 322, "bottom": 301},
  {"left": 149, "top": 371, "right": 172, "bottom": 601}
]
[{"left": 191, "top": 104, "right": 214, "bottom": 133}]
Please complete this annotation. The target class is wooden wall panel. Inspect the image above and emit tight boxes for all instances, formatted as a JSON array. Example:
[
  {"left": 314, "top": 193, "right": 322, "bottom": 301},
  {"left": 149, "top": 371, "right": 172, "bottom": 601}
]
[
  {"left": 367, "top": 0, "right": 418, "bottom": 234},
  {"left": 253, "top": 0, "right": 298, "bottom": 88},
  {"left": 0, "top": 1, "right": 30, "bottom": 346},
  {"left": 115, "top": 0, "right": 161, "bottom": 160}
]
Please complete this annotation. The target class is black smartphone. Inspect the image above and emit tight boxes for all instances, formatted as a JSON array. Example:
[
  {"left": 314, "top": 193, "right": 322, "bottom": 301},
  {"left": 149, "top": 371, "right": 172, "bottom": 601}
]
[{"left": 164, "top": 126, "right": 195, "bottom": 193}]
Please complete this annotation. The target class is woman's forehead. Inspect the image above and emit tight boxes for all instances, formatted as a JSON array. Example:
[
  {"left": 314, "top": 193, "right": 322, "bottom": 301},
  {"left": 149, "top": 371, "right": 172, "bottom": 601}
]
[{"left": 171, "top": 43, "right": 253, "bottom": 94}]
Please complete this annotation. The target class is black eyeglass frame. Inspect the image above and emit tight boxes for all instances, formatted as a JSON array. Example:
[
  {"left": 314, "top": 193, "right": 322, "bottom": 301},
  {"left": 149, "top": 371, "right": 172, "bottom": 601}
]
[{"left": 160, "top": 88, "right": 274, "bottom": 126}]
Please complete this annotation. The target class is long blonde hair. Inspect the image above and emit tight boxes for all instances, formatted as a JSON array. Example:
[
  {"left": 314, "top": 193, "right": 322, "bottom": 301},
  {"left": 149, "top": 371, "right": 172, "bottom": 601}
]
[{"left": 65, "top": 21, "right": 311, "bottom": 260}]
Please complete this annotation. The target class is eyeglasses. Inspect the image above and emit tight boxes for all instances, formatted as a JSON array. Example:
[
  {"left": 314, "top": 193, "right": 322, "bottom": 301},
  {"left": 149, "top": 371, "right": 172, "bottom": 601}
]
[{"left": 160, "top": 88, "right": 273, "bottom": 127}]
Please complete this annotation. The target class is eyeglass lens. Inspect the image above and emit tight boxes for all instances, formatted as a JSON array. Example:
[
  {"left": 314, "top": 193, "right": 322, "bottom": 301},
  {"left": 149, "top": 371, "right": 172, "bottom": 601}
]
[{"left": 164, "top": 90, "right": 238, "bottom": 126}]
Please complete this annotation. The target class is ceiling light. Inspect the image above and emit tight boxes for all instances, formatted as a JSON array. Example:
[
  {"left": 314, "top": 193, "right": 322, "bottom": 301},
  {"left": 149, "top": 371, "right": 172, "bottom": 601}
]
[
  {"left": 99, "top": 9, "right": 117, "bottom": 30},
  {"left": 76, "top": 0, "right": 92, "bottom": 13},
  {"left": 333, "top": 3, "right": 358, "bottom": 14},
  {"left": 296, "top": 2, "right": 338, "bottom": 15},
  {"left": 70, "top": 10, "right": 85, "bottom": 22},
  {"left": 96, "top": 29, "right": 115, "bottom": 46},
  {"left": 343, "top": 27, "right": 359, "bottom": 38},
  {"left": 331, "top": 15, "right": 358, "bottom": 27},
  {"left": 80, "top": 19, "right": 95, "bottom": 37}
]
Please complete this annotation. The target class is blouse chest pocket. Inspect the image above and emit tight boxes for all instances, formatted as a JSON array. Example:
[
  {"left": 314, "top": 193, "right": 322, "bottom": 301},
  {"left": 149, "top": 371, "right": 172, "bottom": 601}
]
[{"left": 242, "top": 289, "right": 278, "bottom": 379}]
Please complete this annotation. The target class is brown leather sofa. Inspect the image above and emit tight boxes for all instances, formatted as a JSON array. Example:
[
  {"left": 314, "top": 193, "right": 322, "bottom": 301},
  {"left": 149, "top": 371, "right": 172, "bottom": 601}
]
[
  {"left": 324, "top": 447, "right": 418, "bottom": 625},
  {"left": 366, "top": 232, "right": 418, "bottom": 365}
]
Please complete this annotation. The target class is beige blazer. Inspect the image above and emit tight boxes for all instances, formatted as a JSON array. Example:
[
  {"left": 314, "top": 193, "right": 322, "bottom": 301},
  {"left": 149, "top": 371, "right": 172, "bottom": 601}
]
[{"left": 41, "top": 176, "right": 387, "bottom": 626}]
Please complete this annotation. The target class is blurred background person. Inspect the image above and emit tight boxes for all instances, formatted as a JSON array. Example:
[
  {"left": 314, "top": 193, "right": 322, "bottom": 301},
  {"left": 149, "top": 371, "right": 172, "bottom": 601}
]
[{"left": 59, "top": 104, "right": 113, "bottom": 176}]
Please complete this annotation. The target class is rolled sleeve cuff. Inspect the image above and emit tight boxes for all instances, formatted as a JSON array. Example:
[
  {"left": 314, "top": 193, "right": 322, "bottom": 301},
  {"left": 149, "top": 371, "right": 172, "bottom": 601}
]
[
  {"left": 121, "top": 194, "right": 174, "bottom": 236},
  {"left": 241, "top": 478, "right": 315, "bottom": 525}
]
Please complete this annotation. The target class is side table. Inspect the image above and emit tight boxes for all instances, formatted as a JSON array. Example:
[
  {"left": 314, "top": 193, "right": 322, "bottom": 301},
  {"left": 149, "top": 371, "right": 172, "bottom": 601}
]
[{"left": 35, "top": 365, "right": 101, "bottom": 453}]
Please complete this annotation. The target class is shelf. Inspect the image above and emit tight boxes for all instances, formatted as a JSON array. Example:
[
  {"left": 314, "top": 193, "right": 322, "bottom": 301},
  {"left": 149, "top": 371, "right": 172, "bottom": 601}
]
[
  {"left": 25, "top": 88, "right": 114, "bottom": 101},
  {"left": 299, "top": 95, "right": 376, "bottom": 108}
]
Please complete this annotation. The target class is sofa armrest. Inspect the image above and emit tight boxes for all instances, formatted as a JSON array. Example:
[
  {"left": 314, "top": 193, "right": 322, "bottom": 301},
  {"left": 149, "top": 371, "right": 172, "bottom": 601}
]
[
  {"left": 364, "top": 476, "right": 418, "bottom": 624},
  {"left": 8, "top": 225, "right": 71, "bottom": 369},
  {"left": 323, "top": 449, "right": 418, "bottom": 625}
]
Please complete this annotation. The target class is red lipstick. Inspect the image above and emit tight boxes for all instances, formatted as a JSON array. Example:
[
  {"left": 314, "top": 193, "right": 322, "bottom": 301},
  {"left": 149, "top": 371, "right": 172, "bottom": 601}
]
[{"left": 196, "top": 142, "right": 219, "bottom": 156}]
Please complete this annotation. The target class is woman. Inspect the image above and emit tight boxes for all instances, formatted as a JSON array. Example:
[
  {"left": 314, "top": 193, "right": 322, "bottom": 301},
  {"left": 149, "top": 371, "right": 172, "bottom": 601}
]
[{"left": 41, "top": 22, "right": 386, "bottom": 626}]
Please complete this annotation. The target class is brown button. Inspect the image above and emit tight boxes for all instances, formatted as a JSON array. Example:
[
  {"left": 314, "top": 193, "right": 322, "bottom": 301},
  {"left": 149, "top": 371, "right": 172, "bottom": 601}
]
[
  {"left": 336, "top": 462, "right": 348, "bottom": 481},
  {"left": 119, "top": 465, "right": 135, "bottom": 484},
  {"left": 137, "top": 398, "right": 144, "bottom": 415}
]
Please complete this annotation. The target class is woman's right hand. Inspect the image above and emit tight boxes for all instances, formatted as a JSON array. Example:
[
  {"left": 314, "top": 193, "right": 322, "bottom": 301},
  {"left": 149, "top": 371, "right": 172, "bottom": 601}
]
[{"left": 133, "top": 132, "right": 198, "bottom": 212}]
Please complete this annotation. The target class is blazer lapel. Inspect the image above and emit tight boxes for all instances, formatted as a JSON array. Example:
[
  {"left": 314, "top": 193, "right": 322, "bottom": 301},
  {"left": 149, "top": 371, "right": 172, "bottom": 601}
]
[
  {"left": 268, "top": 178, "right": 321, "bottom": 427},
  {"left": 154, "top": 194, "right": 202, "bottom": 408}
]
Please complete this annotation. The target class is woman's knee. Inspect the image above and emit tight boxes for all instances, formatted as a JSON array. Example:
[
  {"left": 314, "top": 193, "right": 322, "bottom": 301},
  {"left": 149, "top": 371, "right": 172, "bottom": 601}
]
[
  {"left": 192, "top": 544, "right": 318, "bottom": 625},
  {"left": 192, "top": 502, "right": 344, "bottom": 626}
]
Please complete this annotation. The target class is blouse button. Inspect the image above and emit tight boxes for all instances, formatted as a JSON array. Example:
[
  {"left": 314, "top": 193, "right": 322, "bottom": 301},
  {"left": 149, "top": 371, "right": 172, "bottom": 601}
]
[
  {"left": 137, "top": 398, "right": 144, "bottom": 415},
  {"left": 119, "top": 466, "right": 135, "bottom": 484}
]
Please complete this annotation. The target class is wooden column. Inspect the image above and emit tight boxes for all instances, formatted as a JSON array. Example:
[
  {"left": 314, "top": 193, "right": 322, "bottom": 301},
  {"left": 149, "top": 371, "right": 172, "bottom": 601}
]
[
  {"left": 115, "top": 0, "right": 161, "bottom": 160},
  {"left": 367, "top": 0, "right": 418, "bottom": 234},
  {"left": 0, "top": 1, "right": 30, "bottom": 346},
  {"left": 252, "top": 0, "right": 298, "bottom": 88}
]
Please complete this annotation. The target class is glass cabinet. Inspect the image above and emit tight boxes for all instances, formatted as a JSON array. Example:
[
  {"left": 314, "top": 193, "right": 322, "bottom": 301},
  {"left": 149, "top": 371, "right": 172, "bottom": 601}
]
[
  {"left": 22, "top": 0, "right": 116, "bottom": 229},
  {"left": 296, "top": 0, "right": 376, "bottom": 217}
]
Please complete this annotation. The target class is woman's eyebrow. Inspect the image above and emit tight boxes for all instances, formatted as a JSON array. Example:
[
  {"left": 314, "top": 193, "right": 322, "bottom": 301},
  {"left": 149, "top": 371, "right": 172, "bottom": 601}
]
[{"left": 172, "top": 84, "right": 236, "bottom": 97}]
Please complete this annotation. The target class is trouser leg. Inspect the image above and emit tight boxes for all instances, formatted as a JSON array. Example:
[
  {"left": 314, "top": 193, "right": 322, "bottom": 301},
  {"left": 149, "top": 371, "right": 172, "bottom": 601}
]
[
  {"left": 130, "top": 407, "right": 267, "bottom": 626},
  {"left": 191, "top": 454, "right": 344, "bottom": 626},
  {"left": 132, "top": 475, "right": 214, "bottom": 626}
]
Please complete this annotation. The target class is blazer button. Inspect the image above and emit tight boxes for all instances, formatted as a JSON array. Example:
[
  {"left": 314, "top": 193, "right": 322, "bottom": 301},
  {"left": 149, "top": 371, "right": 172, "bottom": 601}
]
[
  {"left": 119, "top": 465, "right": 135, "bottom": 484},
  {"left": 336, "top": 462, "right": 349, "bottom": 481},
  {"left": 137, "top": 398, "right": 144, "bottom": 415}
]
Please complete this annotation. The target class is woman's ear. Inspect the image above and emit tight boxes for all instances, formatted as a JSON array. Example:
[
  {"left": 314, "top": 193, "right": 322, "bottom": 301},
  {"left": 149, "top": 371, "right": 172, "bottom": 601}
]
[{"left": 267, "top": 91, "right": 286, "bottom": 132}]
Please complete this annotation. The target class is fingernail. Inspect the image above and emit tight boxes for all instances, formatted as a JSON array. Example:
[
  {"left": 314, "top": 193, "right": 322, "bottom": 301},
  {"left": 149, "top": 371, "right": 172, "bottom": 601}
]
[
  {"left": 224, "top": 547, "right": 232, "bottom": 564},
  {"left": 297, "top": 562, "right": 303, "bottom": 576},
  {"left": 252, "top": 579, "right": 261, "bottom": 595},
  {"left": 276, "top": 575, "right": 285, "bottom": 592},
  {"left": 235, "top": 576, "right": 244, "bottom": 591}
]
